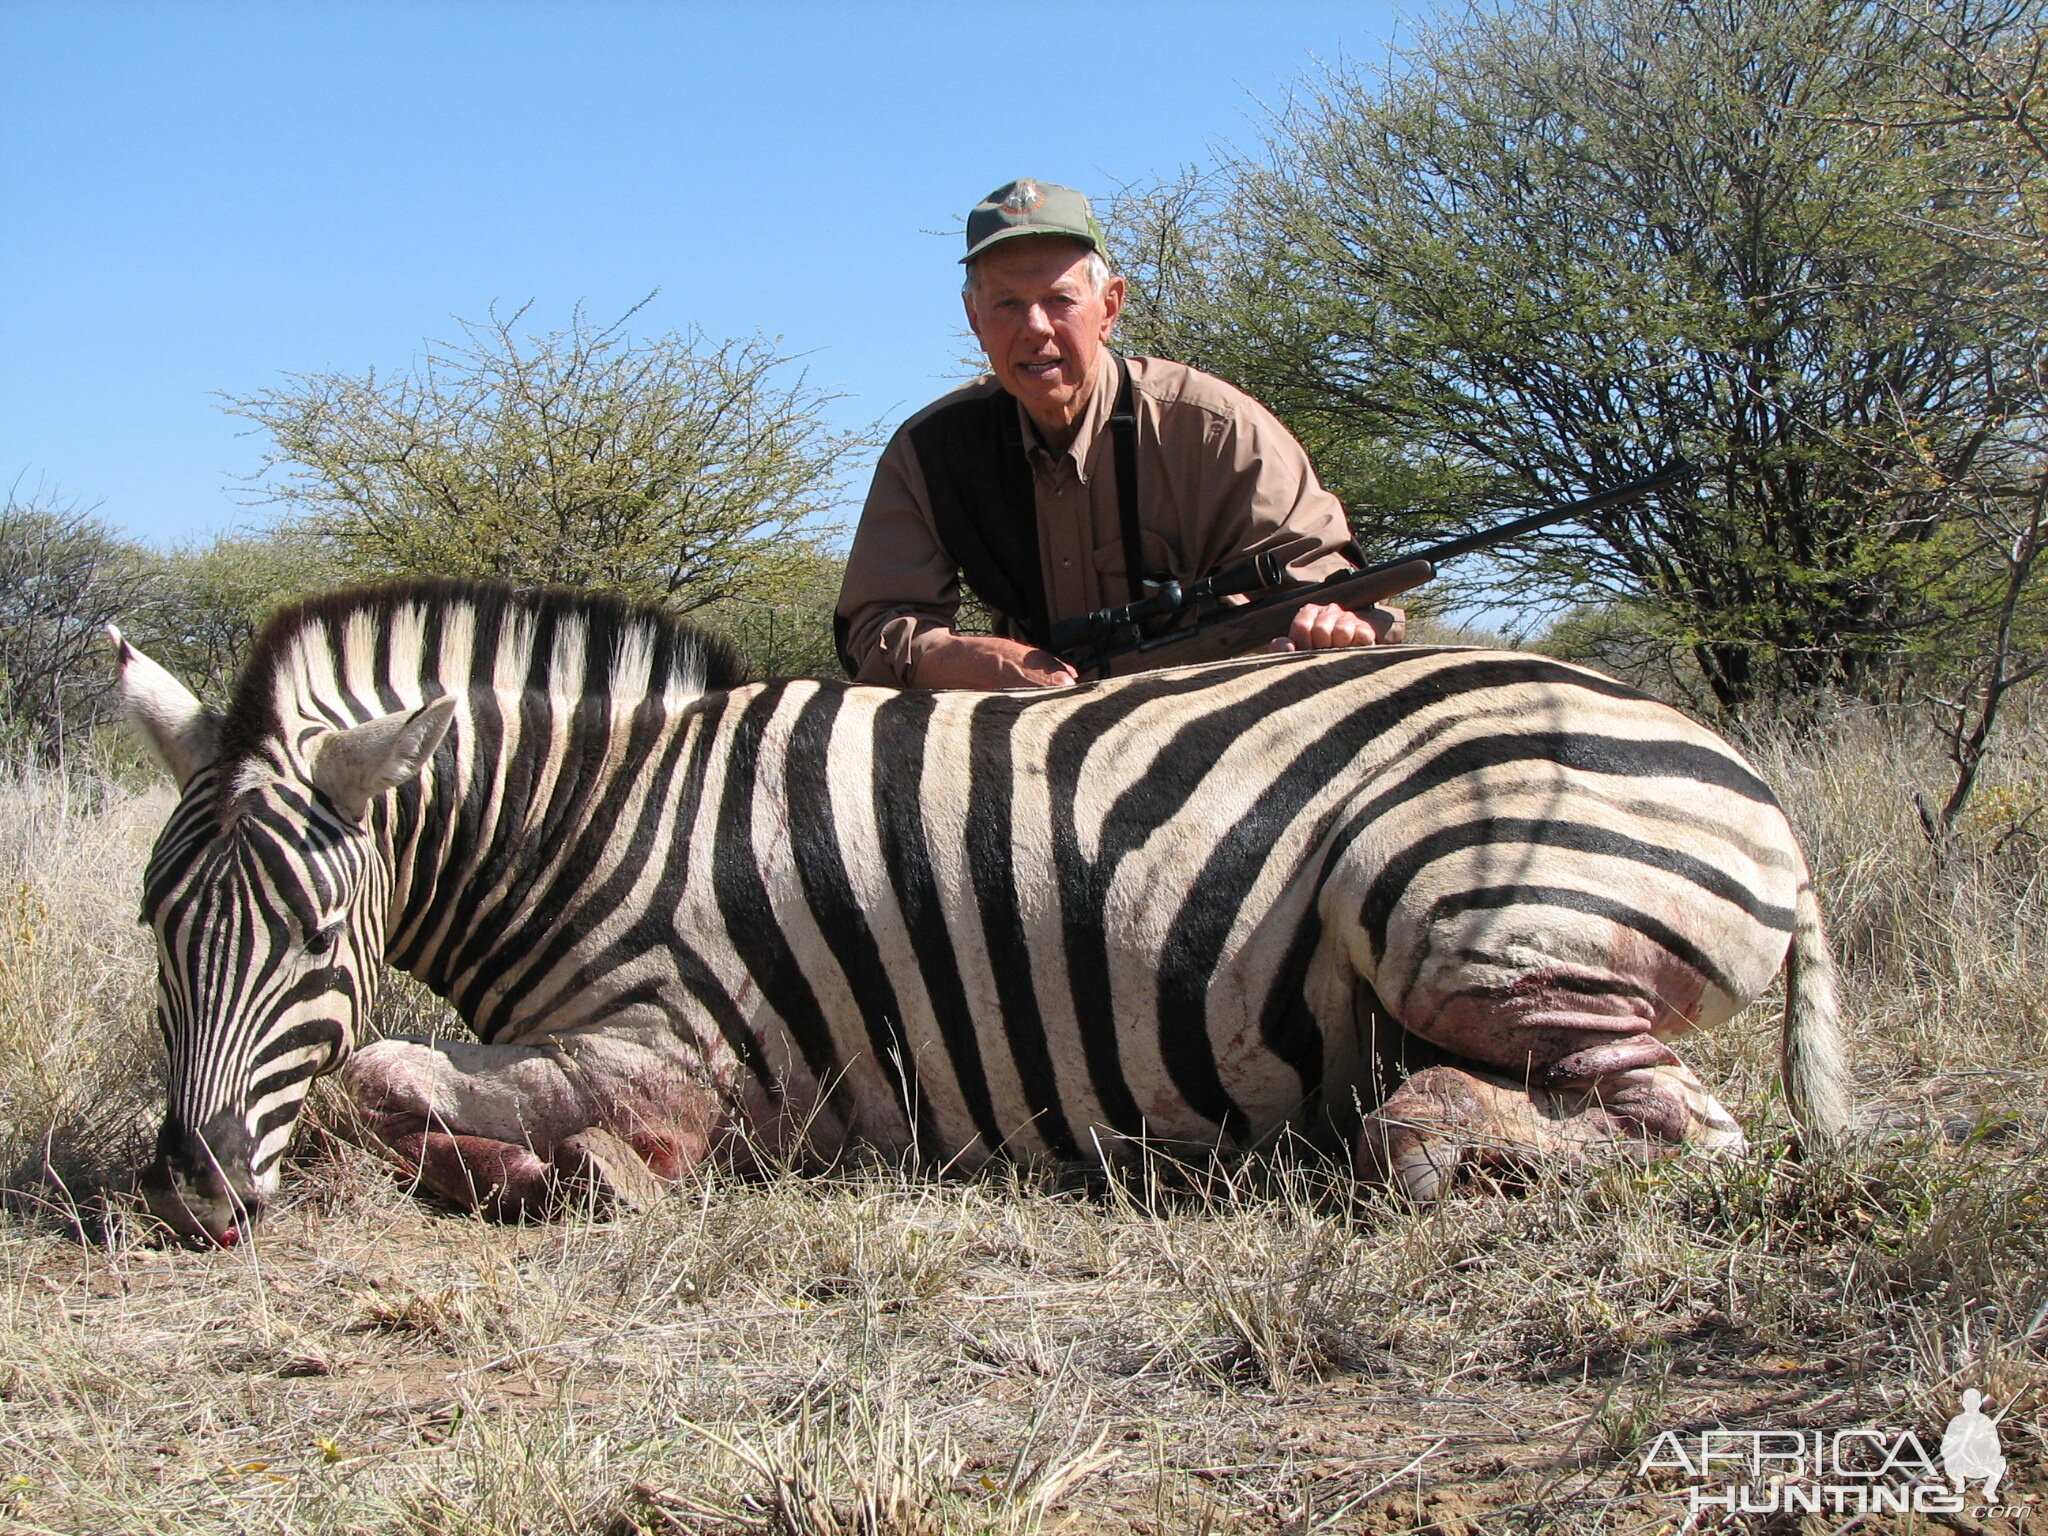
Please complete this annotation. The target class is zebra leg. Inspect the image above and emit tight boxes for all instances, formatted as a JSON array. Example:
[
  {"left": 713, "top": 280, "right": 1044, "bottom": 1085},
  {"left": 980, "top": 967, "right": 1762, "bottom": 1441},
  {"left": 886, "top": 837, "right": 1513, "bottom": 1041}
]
[
  {"left": 1357, "top": 1060, "right": 1745, "bottom": 1200},
  {"left": 336, "top": 1027, "right": 722, "bottom": 1217},
  {"left": 367, "top": 1122, "right": 558, "bottom": 1220},
  {"left": 347, "top": 1116, "right": 676, "bottom": 1220}
]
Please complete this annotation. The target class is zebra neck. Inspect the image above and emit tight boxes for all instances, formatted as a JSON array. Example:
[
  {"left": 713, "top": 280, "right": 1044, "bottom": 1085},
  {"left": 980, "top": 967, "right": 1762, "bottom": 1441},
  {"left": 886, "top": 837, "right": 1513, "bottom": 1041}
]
[{"left": 376, "top": 690, "right": 725, "bottom": 1042}]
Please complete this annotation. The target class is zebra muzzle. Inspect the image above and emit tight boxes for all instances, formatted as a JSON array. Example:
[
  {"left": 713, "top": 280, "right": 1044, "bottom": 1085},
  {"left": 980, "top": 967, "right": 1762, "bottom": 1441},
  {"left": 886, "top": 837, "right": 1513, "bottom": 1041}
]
[{"left": 141, "top": 1122, "right": 265, "bottom": 1247}]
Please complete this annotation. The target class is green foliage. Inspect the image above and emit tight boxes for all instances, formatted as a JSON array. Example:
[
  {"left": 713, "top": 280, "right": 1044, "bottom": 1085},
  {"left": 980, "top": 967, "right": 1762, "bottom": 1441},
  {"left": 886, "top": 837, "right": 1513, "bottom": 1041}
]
[
  {"left": 0, "top": 495, "right": 357, "bottom": 764},
  {"left": 1536, "top": 602, "right": 1725, "bottom": 715},
  {"left": 224, "top": 303, "right": 872, "bottom": 614},
  {"left": 688, "top": 540, "right": 849, "bottom": 680},
  {"left": 1113, "top": 0, "right": 2048, "bottom": 714},
  {"left": 1842, "top": 2, "right": 2048, "bottom": 840},
  {"left": 139, "top": 527, "right": 347, "bottom": 705}
]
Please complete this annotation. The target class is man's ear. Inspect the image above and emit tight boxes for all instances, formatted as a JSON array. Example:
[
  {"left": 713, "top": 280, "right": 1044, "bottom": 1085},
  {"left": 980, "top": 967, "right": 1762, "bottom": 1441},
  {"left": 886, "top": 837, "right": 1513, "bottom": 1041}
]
[
  {"left": 1100, "top": 272, "right": 1126, "bottom": 336},
  {"left": 109, "top": 626, "right": 221, "bottom": 788},
  {"left": 309, "top": 697, "right": 457, "bottom": 822}
]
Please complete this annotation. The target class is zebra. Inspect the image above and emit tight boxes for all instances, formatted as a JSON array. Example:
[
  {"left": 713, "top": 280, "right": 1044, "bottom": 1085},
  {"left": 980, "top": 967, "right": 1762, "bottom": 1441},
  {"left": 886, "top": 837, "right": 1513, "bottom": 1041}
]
[{"left": 112, "top": 580, "right": 1848, "bottom": 1244}]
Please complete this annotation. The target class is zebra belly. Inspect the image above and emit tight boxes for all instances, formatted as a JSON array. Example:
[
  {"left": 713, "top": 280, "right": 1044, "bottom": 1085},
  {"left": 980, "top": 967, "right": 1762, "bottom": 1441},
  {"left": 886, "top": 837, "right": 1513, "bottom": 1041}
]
[{"left": 771, "top": 897, "right": 1362, "bottom": 1165}]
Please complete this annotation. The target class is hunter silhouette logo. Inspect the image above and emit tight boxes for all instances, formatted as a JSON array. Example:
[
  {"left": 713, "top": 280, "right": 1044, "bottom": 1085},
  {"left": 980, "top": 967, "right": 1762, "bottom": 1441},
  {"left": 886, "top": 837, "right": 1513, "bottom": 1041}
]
[
  {"left": 1637, "top": 1389, "right": 2031, "bottom": 1519},
  {"left": 1941, "top": 1390, "right": 2008, "bottom": 1502}
]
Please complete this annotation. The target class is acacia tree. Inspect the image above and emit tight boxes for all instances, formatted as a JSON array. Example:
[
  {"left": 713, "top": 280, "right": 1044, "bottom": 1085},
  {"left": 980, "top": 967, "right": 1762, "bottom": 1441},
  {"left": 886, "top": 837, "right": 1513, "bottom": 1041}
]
[
  {"left": 1840, "top": 1, "right": 2048, "bottom": 845},
  {"left": 227, "top": 304, "right": 869, "bottom": 612},
  {"left": 0, "top": 489, "right": 157, "bottom": 762},
  {"left": 1113, "top": 0, "right": 2048, "bottom": 714},
  {"left": 140, "top": 529, "right": 346, "bottom": 704}
]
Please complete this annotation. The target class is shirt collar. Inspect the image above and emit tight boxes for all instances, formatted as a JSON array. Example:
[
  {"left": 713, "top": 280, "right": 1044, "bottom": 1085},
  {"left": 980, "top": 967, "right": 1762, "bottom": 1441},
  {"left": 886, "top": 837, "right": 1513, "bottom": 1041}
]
[{"left": 1018, "top": 353, "right": 1120, "bottom": 477}]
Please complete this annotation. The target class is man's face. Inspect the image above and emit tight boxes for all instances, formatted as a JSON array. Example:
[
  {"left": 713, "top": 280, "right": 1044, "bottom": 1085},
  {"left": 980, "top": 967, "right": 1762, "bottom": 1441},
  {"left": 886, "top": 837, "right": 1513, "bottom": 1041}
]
[{"left": 964, "top": 238, "right": 1125, "bottom": 439}]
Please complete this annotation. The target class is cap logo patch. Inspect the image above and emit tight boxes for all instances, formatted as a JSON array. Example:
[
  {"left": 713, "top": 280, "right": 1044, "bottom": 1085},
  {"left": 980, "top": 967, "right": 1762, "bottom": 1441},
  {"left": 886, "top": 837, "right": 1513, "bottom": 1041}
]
[{"left": 1001, "top": 180, "right": 1045, "bottom": 214}]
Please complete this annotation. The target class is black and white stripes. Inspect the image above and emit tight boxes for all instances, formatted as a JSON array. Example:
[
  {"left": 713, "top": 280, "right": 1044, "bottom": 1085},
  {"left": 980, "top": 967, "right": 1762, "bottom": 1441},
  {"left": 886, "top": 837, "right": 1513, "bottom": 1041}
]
[{"left": 121, "top": 580, "right": 1844, "bottom": 1238}]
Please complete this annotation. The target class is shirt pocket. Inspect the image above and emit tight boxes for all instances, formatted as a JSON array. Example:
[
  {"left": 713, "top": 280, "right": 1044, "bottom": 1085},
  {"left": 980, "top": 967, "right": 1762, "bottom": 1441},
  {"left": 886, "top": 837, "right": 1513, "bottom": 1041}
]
[{"left": 1091, "top": 529, "right": 1181, "bottom": 593}]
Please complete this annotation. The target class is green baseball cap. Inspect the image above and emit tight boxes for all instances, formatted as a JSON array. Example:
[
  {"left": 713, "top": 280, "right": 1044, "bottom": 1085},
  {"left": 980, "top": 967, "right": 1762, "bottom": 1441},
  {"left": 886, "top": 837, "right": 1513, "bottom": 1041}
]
[{"left": 962, "top": 178, "right": 1106, "bottom": 264}]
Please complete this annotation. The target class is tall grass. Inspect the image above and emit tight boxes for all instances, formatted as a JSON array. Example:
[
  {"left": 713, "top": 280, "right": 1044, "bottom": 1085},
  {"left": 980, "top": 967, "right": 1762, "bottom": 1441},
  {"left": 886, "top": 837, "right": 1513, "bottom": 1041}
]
[
  {"left": 0, "top": 712, "right": 2039, "bottom": 1533},
  {"left": 1737, "top": 709, "right": 2048, "bottom": 1111},
  {"left": 0, "top": 760, "right": 165, "bottom": 1204}
]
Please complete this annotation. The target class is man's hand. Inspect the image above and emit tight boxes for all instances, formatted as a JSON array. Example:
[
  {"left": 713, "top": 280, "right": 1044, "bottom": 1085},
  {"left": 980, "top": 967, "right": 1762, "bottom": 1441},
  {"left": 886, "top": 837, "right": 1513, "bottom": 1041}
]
[
  {"left": 1272, "top": 602, "right": 1408, "bottom": 652},
  {"left": 910, "top": 633, "right": 1080, "bottom": 691}
]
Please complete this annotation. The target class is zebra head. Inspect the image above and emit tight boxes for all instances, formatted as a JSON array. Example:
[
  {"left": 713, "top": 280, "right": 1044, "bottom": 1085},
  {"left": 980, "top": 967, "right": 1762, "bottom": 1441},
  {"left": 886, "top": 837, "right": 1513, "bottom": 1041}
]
[{"left": 112, "top": 629, "right": 454, "bottom": 1246}]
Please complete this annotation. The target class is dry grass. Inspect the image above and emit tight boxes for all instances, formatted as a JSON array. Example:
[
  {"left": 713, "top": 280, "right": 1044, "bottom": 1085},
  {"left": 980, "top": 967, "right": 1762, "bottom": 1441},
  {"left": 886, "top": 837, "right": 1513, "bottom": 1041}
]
[{"left": 0, "top": 715, "right": 2043, "bottom": 1535}]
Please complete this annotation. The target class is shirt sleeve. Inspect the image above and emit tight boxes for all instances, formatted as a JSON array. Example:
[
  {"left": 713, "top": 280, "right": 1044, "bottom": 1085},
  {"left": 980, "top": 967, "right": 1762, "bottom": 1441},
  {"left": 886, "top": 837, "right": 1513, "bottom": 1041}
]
[
  {"left": 1196, "top": 393, "right": 1363, "bottom": 586},
  {"left": 833, "top": 428, "right": 964, "bottom": 686}
]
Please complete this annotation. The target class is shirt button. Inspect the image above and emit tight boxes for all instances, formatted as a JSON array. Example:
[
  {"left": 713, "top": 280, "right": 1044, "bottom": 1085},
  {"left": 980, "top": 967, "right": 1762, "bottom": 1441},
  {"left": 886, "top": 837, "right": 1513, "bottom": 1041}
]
[{"left": 1061, "top": 558, "right": 1073, "bottom": 568}]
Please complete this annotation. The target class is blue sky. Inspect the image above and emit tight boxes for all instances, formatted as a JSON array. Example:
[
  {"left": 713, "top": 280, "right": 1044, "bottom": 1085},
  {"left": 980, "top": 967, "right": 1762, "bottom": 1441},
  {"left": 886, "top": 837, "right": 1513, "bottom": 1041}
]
[{"left": 3, "top": 1, "right": 1411, "bottom": 548}]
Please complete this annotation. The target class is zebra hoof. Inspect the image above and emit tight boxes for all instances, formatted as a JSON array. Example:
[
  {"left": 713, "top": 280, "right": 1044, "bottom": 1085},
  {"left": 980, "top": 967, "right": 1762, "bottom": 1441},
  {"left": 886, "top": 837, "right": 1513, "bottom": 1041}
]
[
  {"left": 1357, "top": 1065, "right": 1508, "bottom": 1201},
  {"left": 1358, "top": 1061, "right": 1748, "bottom": 1202},
  {"left": 551, "top": 1128, "right": 670, "bottom": 1215},
  {"left": 1385, "top": 1138, "right": 1465, "bottom": 1202},
  {"left": 1578, "top": 1065, "right": 1748, "bottom": 1156}
]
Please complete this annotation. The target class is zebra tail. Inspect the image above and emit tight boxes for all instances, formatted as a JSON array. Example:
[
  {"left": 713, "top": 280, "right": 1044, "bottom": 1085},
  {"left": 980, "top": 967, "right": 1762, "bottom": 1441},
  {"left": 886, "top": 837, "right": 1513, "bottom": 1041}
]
[{"left": 1782, "top": 881, "right": 1852, "bottom": 1143}]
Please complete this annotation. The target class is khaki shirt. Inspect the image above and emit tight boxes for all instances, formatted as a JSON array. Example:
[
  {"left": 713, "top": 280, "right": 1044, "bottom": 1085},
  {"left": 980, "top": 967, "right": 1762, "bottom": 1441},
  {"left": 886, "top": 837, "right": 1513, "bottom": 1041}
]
[{"left": 835, "top": 355, "right": 1361, "bottom": 684}]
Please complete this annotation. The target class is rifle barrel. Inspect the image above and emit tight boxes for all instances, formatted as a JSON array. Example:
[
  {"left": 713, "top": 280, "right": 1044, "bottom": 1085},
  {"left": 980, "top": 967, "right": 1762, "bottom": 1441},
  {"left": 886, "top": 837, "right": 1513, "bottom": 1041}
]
[
  {"left": 1387, "top": 458, "right": 1695, "bottom": 570},
  {"left": 1057, "top": 457, "right": 1695, "bottom": 675}
]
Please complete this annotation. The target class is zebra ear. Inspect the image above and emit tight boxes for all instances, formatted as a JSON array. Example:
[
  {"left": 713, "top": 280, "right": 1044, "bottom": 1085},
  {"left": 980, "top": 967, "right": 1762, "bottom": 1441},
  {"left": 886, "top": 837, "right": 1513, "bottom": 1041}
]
[
  {"left": 310, "top": 697, "right": 457, "bottom": 822},
  {"left": 110, "top": 625, "right": 221, "bottom": 789}
]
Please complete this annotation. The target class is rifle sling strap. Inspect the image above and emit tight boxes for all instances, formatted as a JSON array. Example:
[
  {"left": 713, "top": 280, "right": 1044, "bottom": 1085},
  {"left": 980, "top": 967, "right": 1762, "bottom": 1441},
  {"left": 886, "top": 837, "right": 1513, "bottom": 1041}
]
[{"left": 1109, "top": 353, "right": 1145, "bottom": 604}]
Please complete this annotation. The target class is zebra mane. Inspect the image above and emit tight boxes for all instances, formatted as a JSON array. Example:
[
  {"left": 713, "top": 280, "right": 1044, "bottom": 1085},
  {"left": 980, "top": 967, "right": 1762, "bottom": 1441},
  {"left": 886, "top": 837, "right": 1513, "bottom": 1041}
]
[{"left": 213, "top": 578, "right": 747, "bottom": 786}]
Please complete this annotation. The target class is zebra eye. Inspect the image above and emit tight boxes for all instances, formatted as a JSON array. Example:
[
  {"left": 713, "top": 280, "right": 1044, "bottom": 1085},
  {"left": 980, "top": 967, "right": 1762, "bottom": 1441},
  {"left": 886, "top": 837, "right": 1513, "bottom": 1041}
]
[{"left": 304, "top": 925, "right": 340, "bottom": 957}]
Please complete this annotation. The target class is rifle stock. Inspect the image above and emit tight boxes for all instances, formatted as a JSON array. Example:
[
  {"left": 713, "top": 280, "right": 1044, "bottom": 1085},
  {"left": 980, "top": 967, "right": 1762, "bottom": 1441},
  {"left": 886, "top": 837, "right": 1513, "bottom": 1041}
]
[{"left": 1071, "top": 558, "right": 1435, "bottom": 674}]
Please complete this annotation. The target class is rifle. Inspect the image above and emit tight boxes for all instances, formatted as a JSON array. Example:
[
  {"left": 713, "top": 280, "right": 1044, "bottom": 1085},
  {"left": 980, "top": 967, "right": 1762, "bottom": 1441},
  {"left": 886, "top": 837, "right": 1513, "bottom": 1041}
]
[{"left": 1049, "top": 459, "right": 1696, "bottom": 676}]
